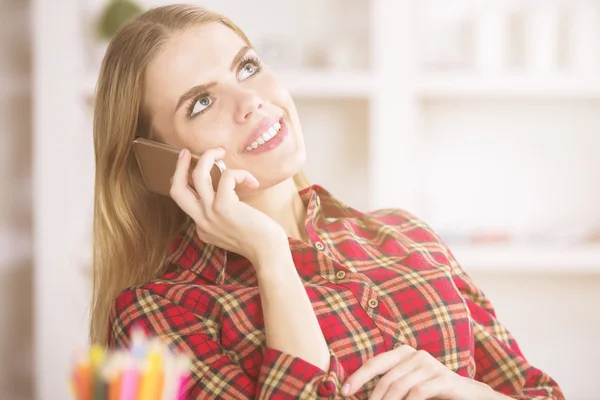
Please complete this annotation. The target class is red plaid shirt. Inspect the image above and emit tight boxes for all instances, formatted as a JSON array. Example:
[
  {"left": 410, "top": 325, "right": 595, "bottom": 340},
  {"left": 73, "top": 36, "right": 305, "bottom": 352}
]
[{"left": 108, "top": 185, "right": 563, "bottom": 399}]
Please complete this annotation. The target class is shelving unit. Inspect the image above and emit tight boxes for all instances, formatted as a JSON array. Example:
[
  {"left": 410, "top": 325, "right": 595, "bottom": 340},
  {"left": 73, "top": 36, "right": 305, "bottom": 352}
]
[
  {"left": 452, "top": 244, "right": 600, "bottom": 273},
  {"left": 416, "top": 73, "right": 600, "bottom": 99},
  {"left": 83, "top": 69, "right": 375, "bottom": 99},
  {"left": 33, "top": 0, "right": 600, "bottom": 399}
]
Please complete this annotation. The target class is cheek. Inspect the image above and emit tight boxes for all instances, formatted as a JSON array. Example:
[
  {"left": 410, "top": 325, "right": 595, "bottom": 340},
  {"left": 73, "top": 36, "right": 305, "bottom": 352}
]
[
  {"left": 175, "top": 118, "right": 230, "bottom": 154},
  {"left": 259, "top": 74, "right": 295, "bottom": 111}
]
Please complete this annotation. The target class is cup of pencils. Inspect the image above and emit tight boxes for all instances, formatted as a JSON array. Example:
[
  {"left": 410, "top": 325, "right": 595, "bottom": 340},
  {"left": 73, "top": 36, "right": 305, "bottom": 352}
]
[{"left": 70, "top": 328, "right": 192, "bottom": 400}]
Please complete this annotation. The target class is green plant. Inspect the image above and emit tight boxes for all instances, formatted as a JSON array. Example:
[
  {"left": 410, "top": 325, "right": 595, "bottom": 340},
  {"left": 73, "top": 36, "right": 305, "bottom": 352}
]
[{"left": 97, "top": 0, "right": 143, "bottom": 40}]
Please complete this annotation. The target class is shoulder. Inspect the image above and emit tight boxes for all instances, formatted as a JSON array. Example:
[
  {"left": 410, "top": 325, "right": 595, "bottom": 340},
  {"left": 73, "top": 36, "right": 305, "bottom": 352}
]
[
  {"left": 111, "top": 279, "right": 171, "bottom": 313},
  {"left": 108, "top": 285, "right": 152, "bottom": 344},
  {"left": 366, "top": 208, "right": 442, "bottom": 240},
  {"left": 316, "top": 185, "right": 427, "bottom": 231},
  {"left": 108, "top": 278, "right": 178, "bottom": 347},
  {"left": 110, "top": 285, "right": 147, "bottom": 319},
  {"left": 366, "top": 207, "right": 422, "bottom": 226},
  {"left": 110, "top": 265, "right": 192, "bottom": 311}
]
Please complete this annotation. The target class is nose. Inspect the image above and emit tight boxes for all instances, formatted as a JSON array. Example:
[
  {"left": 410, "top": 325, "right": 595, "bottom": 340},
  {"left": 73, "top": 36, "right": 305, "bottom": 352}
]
[{"left": 233, "top": 88, "right": 264, "bottom": 124}]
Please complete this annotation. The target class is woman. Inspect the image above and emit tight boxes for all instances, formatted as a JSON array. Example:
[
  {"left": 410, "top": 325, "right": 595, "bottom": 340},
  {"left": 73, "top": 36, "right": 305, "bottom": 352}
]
[{"left": 90, "top": 4, "right": 564, "bottom": 399}]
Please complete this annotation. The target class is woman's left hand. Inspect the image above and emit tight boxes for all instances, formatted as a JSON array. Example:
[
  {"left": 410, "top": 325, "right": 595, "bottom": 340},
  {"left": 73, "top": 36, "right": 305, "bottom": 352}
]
[{"left": 342, "top": 345, "right": 495, "bottom": 400}]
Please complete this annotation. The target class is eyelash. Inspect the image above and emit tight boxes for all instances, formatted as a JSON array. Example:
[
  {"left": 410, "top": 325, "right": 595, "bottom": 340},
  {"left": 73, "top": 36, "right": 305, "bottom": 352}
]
[
  {"left": 186, "top": 55, "right": 264, "bottom": 118},
  {"left": 239, "top": 55, "right": 263, "bottom": 77}
]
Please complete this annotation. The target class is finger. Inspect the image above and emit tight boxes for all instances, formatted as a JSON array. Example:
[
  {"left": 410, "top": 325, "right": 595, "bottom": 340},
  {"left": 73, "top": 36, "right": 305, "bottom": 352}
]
[
  {"left": 344, "top": 345, "right": 415, "bottom": 397},
  {"left": 404, "top": 375, "right": 450, "bottom": 400},
  {"left": 368, "top": 361, "right": 419, "bottom": 400},
  {"left": 191, "top": 147, "right": 226, "bottom": 206},
  {"left": 170, "top": 148, "right": 202, "bottom": 221},
  {"left": 214, "top": 169, "right": 259, "bottom": 206},
  {"left": 380, "top": 368, "right": 435, "bottom": 400}
]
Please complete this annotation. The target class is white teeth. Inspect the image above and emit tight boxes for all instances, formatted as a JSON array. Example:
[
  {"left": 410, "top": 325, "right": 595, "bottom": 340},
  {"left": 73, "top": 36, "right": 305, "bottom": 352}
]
[{"left": 246, "top": 119, "right": 283, "bottom": 152}]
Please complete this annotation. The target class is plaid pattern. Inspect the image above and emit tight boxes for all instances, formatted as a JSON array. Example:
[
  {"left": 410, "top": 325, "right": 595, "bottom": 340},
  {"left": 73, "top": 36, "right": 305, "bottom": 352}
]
[{"left": 108, "top": 184, "right": 564, "bottom": 399}]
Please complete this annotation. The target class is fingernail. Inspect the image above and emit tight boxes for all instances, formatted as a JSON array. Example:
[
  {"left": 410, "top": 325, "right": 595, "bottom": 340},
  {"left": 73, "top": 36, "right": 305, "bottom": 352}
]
[
  {"left": 178, "top": 149, "right": 185, "bottom": 159},
  {"left": 342, "top": 383, "right": 350, "bottom": 396}
]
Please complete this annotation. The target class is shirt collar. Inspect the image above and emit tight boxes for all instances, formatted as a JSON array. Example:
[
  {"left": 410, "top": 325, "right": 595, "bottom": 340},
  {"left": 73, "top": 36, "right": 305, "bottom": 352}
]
[{"left": 165, "top": 184, "right": 361, "bottom": 284}]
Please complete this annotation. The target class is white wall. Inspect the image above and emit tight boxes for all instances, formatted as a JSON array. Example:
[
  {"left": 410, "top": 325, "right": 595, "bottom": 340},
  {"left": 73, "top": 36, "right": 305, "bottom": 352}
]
[{"left": 469, "top": 272, "right": 600, "bottom": 399}]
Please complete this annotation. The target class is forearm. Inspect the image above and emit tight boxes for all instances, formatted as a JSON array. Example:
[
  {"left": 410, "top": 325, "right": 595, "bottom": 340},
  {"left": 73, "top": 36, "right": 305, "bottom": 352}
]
[{"left": 254, "top": 240, "right": 330, "bottom": 371}]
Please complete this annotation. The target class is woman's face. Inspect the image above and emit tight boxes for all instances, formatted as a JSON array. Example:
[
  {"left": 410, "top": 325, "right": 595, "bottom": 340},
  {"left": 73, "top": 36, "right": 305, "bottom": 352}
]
[{"left": 144, "top": 22, "right": 306, "bottom": 190}]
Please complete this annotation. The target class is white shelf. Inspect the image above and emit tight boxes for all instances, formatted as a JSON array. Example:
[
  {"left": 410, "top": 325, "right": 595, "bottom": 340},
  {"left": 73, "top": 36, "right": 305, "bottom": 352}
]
[
  {"left": 86, "top": 70, "right": 600, "bottom": 100},
  {"left": 83, "top": 69, "right": 374, "bottom": 99},
  {"left": 450, "top": 244, "right": 600, "bottom": 273},
  {"left": 277, "top": 70, "right": 374, "bottom": 98},
  {"left": 416, "top": 73, "right": 600, "bottom": 99}
]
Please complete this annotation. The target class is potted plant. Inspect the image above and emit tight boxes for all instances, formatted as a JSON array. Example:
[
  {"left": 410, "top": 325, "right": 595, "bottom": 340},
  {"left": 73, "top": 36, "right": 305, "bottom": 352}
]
[{"left": 94, "top": 0, "right": 143, "bottom": 65}]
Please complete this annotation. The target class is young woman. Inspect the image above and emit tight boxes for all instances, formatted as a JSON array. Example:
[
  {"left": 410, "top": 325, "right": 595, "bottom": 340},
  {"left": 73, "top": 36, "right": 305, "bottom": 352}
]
[{"left": 90, "top": 4, "right": 564, "bottom": 399}]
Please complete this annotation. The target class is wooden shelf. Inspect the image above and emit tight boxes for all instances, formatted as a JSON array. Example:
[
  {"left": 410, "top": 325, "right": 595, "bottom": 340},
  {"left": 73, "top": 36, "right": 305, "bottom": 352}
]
[
  {"left": 1, "top": 77, "right": 30, "bottom": 96},
  {"left": 449, "top": 244, "right": 600, "bottom": 273},
  {"left": 416, "top": 73, "right": 600, "bottom": 99},
  {"left": 0, "top": 231, "right": 31, "bottom": 266},
  {"left": 83, "top": 69, "right": 374, "bottom": 99}
]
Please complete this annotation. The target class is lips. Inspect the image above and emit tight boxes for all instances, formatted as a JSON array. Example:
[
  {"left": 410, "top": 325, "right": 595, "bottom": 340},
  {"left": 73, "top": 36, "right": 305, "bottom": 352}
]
[{"left": 243, "top": 115, "right": 283, "bottom": 151}]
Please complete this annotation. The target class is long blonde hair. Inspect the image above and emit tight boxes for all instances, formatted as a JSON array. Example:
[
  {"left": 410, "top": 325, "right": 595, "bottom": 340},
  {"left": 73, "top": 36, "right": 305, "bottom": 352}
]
[{"left": 90, "top": 4, "right": 310, "bottom": 345}]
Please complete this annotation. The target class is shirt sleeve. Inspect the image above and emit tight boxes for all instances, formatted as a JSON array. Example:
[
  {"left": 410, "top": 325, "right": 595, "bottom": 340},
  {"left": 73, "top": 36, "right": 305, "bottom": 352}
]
[
  {"left": 442, "top": 246, "right": 566, "bottom": 400},
  {"left": 108, "top": 287, "right": 348, "bottom": 399}
]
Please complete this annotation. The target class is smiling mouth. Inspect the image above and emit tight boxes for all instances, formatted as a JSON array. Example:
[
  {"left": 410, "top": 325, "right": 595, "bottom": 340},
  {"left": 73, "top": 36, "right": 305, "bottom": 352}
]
[{"left": 244, "top": 119, "right": 282, "bottom": 152}]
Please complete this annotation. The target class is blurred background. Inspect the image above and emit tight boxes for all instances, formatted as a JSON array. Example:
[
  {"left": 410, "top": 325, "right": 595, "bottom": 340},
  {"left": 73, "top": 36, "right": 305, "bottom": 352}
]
[{"left": 1, "top": 0, "right": 599, "bottom": 398}]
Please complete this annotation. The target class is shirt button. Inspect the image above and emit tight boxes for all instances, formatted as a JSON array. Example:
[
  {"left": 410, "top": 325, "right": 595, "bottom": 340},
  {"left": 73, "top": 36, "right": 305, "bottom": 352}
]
[
  {"left": 367, "top": 298, "right": 379, "bottom": 309},
  {"left": 315, "top": 241, "right": 325, "bottom": 251},
  {"left": 335, "top": 270, "right": 346, "bottom": 280},
  {"left": 393, "top": 342, "right": 401, "bottom": 349}
]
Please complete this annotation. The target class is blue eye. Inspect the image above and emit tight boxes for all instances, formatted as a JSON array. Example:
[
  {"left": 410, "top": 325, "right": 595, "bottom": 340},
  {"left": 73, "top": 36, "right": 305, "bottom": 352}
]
[
  {"left": 186, "top": 55, "right": 263, "bottom": 118},
  {"left": 190, "top": 95, "right": 212, "bottom": 117},
  {"left": 239, "top": 63, "right": 256, "bottom": 80},
  {"left": 237, "top": 55, "right": 263, "bottom": 80}
]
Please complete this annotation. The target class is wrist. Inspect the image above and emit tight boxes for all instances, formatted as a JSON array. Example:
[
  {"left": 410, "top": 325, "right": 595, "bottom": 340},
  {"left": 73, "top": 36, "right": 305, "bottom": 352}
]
[
  {"left": 466, "top": 378, "right": 509, "bottom": 400},
  {"left": 248, "top": 231, "right": 291, "bottom": 270}
]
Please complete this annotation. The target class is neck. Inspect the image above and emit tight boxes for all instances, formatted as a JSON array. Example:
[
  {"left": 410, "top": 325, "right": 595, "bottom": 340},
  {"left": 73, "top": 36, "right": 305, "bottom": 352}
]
[{"left": 241, "top": 178, "right": 308, "bottom": 242}]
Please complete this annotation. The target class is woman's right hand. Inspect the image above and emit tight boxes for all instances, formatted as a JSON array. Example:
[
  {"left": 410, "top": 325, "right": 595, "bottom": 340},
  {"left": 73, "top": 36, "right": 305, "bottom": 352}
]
[{"left": 170, "top": 147, "right": 286, "bottom": 266}]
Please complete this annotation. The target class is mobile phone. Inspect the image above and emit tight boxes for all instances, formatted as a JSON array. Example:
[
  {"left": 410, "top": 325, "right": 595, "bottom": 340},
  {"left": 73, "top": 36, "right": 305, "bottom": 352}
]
[{"left": 132, "top": 137, "right": 226, "bottom": 196}]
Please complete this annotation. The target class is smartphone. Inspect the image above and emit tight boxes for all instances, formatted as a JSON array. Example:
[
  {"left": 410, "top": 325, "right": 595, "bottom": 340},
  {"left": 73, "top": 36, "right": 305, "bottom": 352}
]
[{"left": 132, "top": 137, "right": 226, "bottom": 196}]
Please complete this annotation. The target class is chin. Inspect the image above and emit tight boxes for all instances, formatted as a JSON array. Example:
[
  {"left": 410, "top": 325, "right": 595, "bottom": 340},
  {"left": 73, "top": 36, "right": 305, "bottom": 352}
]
[
  {"left": 272, "top": 156, "right": 306, "bottom": 185},
  {"left": 253, "top": 151, "right": 306, "bottom": 191}
]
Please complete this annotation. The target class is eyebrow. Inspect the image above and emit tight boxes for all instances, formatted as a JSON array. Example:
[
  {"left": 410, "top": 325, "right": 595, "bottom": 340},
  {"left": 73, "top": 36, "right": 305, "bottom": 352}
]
[{"left": 174, "top": 45, "right": 252, "bottom": 114}]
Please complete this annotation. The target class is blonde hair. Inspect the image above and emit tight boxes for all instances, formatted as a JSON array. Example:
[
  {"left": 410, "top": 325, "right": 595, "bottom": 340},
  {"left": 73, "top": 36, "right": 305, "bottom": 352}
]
[{"left": 90, "top": 4, "right": 309, "bottom": 345}]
